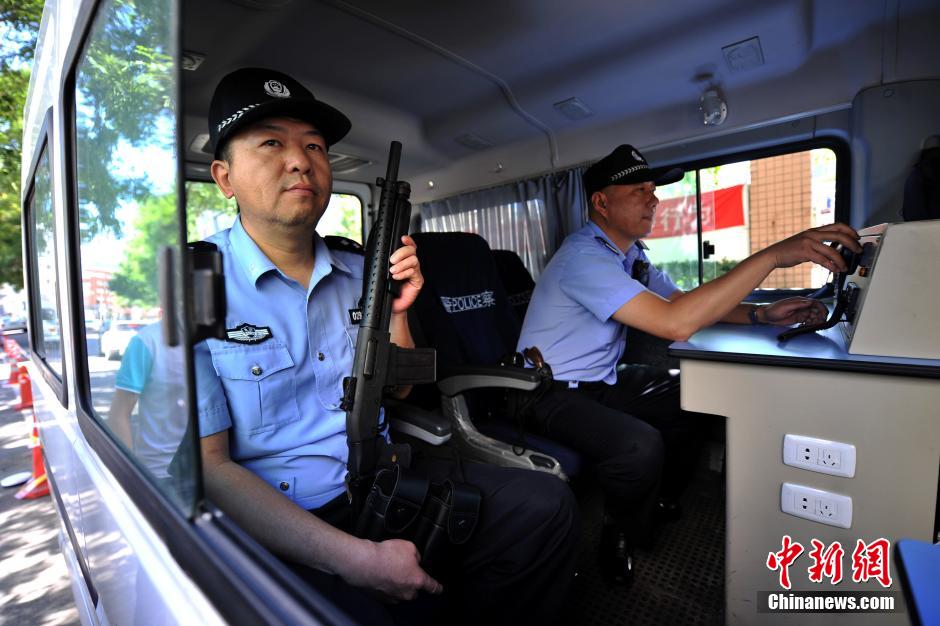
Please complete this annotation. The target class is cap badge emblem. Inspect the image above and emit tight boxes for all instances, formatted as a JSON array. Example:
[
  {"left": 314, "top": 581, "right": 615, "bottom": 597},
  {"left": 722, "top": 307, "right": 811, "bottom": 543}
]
[
  {"left": 631, "top": 149, "right": 642, "bottom": 162},
  {"left": 263, "top": 80, "right": 291, "bottom": 99}
]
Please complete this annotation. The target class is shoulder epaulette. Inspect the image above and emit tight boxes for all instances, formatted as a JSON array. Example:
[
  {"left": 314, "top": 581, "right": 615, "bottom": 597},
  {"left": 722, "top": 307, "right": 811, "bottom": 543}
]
[
  {"left": 324, "top": 235, "right": 364, "bottom": 255},
  {"left": 594, "top": 236, "right": 621, "bottom": 256}
]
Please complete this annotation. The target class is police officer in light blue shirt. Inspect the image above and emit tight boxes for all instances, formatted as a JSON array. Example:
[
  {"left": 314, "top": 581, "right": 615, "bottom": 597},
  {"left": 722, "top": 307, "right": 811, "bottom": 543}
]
[
  {"left": 197, "top": 217, "right": 369, "bottom": 510},
  {"left": 196, "top": 68, "right": 578, "bottom": 626},
  {"left": 518, "top": 144, "right": 860, "bottom": 585},
  {"left": 520, "top": 221, "right": 679, "bottom": 385}
]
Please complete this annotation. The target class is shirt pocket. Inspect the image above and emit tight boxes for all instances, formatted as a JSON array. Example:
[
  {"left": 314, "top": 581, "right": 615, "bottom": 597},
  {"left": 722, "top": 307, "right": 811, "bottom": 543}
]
[
  {"left": 210, "top": 343, "right": 301, "bottom": 436},
  {"left": 343, "top": 320, "right": 359, "bottom": 351}
]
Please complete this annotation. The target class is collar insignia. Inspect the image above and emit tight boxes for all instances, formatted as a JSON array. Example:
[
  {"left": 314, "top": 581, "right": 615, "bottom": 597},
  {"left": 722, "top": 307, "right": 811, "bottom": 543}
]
[{"left": 226, "top": 323, "right": 273, "bottom": 344}]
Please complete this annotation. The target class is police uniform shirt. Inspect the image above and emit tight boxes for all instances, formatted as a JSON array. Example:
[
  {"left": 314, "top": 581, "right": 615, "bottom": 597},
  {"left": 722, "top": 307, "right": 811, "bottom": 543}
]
[
  {"left": 517, "top": 221, "right": 679, "bottom": 384},
  {"left": 195, "top": 216, "right": 375, "bottom": 509}
]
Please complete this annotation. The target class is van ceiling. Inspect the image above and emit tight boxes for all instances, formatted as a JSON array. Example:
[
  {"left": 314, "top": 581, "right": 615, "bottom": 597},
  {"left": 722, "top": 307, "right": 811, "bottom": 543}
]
[{"left": 182, "top": 0, "right": 940, "bottom": 201}]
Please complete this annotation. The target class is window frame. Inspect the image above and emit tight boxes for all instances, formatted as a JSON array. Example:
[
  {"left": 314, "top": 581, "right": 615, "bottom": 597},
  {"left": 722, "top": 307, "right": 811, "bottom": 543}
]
[
  {"left": 56, "top": 2, "right": 355, "bottom": 623},
  {"left": 23, "top": 107, "right": 68, "bottom": 403},
  {"left": 658, "top": 137, "right": 851, "bottom": 297}
]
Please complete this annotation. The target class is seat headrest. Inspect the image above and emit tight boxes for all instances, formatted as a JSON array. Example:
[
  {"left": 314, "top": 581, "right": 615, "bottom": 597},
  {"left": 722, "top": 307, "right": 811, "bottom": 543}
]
[
  {"left": 411, "top": 232, "right": 520, "bottom": 365},
  {"left": 491, "top": 249, "right": 535, "bottom": 291}
]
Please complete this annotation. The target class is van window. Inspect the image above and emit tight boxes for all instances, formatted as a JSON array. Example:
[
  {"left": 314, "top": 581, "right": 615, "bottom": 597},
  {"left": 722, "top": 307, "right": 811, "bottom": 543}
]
[
  {"left": 28, "top": 146, "right": 63, "bottom": 377},
  {"left": 649, "top": 147, "right": 838, "bottom": 290},
  {"left": 185, "top": 181, "right": 363, "bottom": 243},
  {"left": 416, "top": 170, "right": 580, "bottom": 279},
  {"left": 73, "top": 0, "right": 193, "bottom": 510},
  {"left": 320, "top": 193, "right": 363, "bottom": 243},
  {"left": 185, "top": 181, "right": 237, "bottom": 239}
]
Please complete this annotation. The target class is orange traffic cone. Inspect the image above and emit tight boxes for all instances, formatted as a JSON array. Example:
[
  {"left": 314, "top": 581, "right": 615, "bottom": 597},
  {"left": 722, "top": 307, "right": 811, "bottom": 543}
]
[
  {"left": 15, "top": 365, "right": 33, "bottom": 410},
  {"left": 15, "top": 411, "right": 49, "bottom": 500},
  {"left": 5, "top": 339, "right": 23, "bottom": 385}
]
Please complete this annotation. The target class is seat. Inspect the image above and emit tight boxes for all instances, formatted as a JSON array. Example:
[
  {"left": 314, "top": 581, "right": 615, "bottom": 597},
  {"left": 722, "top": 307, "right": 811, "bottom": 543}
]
[
  {"left": 406, "top": 232, "right": 582, "bottom": 480},
  {"left": 491, "top": 249, "right": 536, "bottom": 324}
]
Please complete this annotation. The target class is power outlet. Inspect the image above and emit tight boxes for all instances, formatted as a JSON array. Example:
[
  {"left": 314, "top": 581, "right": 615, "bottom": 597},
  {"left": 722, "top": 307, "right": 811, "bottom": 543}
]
[
  {"left": 783, "top": 434, "right": 856, "bottom": 477},
  {"left": 814, "top": 498, "right": 837, "bottom": 519},
  {"left": 781, "top": 483, "right": 852, "bottom": 528},
  {"left": 800, "top": 444, "right": 818, "bottom": 464},
  {"left": 820, "top": 448, "right": 841, "bottom": 469}
]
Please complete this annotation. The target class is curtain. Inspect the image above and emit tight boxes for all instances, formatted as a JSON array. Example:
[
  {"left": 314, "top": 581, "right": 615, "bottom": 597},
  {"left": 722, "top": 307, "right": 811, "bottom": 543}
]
[{"left": 414, "top": 168, "right": 586, "bottom": 279}]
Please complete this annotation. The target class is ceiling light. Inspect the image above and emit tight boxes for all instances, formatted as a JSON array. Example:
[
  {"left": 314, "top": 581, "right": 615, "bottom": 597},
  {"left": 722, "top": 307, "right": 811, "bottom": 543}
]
[
  {"left": 700, "top": 88, "right": 727, "bottom": 126},
  {"left": 553, "top": 97, "right": 595, "bottom": 121}
]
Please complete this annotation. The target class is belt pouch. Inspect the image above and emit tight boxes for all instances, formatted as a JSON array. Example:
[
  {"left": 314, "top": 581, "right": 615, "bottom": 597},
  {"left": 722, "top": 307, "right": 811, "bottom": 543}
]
[
  {"left": 412, "top": 482, "right": 453, "bottom": 574},
  {"left": 353, "top": 465, "right": 429, "bottom": 540}
]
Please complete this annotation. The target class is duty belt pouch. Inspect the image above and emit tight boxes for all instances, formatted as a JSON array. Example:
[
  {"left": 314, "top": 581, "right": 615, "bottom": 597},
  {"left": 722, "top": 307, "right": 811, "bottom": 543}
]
[
  {"left": 411, "top": 479, "right": 481, "bottom": 574},
  {"left": 353, "top": 465, "right": 428, "bottom": 541},
  {"left": 353, "top": 464, "right": 482, "bottom": 576}
]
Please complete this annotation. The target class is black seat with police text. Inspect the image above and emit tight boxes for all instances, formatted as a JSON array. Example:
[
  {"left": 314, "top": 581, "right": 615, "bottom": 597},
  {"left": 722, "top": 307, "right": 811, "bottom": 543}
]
[
  {"left": 491, "top": 248, "right": 536, "bottom": 325},
  {"left": 410, "top": 232, "right": 582, "bottom": 479}
]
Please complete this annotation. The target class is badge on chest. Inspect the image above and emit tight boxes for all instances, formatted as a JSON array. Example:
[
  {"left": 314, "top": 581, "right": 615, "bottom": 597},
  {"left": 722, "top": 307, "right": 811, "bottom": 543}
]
[{"left": 225, "top": 323, "right": 273, "bottom": 344}]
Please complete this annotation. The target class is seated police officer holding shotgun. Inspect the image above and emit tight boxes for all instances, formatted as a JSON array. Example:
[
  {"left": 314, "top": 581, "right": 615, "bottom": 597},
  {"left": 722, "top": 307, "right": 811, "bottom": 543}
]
[{"left": 194, "top": 68, "right": 579, "bottom": 626}]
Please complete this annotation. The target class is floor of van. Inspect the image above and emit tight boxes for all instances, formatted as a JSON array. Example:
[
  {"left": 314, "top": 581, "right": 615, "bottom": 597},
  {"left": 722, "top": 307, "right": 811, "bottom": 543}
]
[{"left": 565, "top": 459, "right": 725, "bottom": 625}]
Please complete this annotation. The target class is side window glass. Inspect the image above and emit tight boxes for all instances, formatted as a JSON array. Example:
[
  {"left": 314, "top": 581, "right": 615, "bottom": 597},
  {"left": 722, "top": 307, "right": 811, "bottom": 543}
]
[
  {"left": 647, "top": 147, "right": 837, "bottom": 290},
  {"left": 186, "top": 181, "right": 237, "bottom": 239},
  {"left": 644, "top": 172, "right": 700, "bottom": 290},
  {"left": 29, "top": 147, "right": 63, "bottom": 376},
  {"left": 184, "top": 185, "right": 361, "bottom": 244},
  {"left": 74, "top": 0, "right": 192, "bottom": 510},
  {"left": 319, "top": 193, "right": 363, "bottom": 243}
]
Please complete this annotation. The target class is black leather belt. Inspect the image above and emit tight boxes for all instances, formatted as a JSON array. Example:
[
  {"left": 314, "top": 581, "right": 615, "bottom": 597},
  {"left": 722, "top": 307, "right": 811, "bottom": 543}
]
[{"left": 551, "top": 379, "right": 608, "bottom": 392}]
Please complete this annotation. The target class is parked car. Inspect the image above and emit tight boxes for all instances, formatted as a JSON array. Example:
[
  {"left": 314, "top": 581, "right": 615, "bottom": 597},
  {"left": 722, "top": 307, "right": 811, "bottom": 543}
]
[
  {"left": 99, "top": 320, "right": 149, "bottom": 360},
  {"left": 0, "top": 314, "right": 27, "bottom": 332}
]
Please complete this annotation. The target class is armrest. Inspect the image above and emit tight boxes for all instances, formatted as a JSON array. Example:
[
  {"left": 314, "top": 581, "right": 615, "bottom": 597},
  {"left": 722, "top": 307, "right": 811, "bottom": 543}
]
[
  {"left": 437, "top": 364, "right": 542, "bottom": 397},
  {"left": 385, "top": 398, "right": 452, "bottom": 446}
]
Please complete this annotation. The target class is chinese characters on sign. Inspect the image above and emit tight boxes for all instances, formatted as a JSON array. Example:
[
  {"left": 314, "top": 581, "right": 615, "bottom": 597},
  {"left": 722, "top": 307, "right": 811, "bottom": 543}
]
[{"left": 767, "top": 536, "right": 892, "bottom": 589}]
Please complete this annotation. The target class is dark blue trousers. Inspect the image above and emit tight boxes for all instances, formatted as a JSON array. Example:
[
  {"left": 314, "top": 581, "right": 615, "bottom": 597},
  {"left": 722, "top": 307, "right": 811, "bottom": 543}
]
[
  {"left": 531, "top": 365, "right": 706, "bottom": 543},
  {"left": 290, "top": 458, "right": 580, "bottom": 626}
]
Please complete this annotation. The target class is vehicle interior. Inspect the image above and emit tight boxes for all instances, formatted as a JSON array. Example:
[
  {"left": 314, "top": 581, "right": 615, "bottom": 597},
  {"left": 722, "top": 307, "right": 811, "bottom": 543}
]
[
  {"left": 178, "top": 1, "right": 937, "bottom": 622},
  {"left": 20, "top": 0, "right": 940, "bottom": 623}
]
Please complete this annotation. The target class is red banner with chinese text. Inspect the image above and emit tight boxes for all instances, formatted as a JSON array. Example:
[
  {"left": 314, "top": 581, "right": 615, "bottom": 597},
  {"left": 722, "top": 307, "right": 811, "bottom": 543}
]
[{"left": 649, "top": 184, "right": 746, "bottom": 239}]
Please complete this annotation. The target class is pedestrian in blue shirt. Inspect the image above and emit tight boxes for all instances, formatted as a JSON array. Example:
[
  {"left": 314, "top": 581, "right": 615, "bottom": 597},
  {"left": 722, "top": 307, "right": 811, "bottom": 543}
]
[
  {"left": 518, "top": 144, "right": 860, "bottom": 585},
  {"left": 196, "top": 68, "right": 578, "bottom": 626}
]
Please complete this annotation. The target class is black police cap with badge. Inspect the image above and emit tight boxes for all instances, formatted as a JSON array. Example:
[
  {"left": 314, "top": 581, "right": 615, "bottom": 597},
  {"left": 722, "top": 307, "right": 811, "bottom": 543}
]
[
  {"left": 208, "top": 67, "right": 352, "bottom": 158},
  {"left": 583, "top": 144, "right": 685, "bottom": 197}
]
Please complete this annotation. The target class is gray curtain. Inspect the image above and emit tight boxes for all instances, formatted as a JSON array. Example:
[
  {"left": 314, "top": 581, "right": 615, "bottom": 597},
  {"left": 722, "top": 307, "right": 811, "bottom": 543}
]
[{"left": 414, "top": 168, "right": 586, "bottom": 279}]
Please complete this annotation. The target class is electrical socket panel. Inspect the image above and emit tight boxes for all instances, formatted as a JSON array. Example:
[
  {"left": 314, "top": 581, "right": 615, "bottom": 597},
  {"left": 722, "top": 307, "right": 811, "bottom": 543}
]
[
  {"left": 783, "top": 434, "right": 856, "bottom": 478},
  {"left": 781, "top": 482, "right": 853, "bottom": 528}
]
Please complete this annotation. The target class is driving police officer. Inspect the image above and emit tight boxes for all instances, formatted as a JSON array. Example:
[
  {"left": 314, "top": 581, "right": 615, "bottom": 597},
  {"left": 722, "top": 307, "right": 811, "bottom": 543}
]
[
  {"left": 195, "top": 68, "right": 579, "bottom": 625},
  {"left": 517, "top": 144, "right": 861, "bottom": 585}
]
